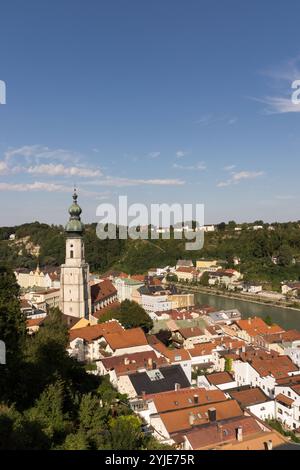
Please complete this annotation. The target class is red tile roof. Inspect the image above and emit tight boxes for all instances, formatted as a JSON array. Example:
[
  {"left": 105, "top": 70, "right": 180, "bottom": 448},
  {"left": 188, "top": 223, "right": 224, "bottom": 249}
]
[
  {"left": 146, "top": 387, "right": 227, "bottom": 413},
  {"left": 101, "top": 350, "right": 167, "bottom": 375},
  {"left": 184, "top": 415, "right": 262, "bottom": 450},
  {"left": 276, "top": 393, "right": 294, "bottom": 407},
  {"left": 151, "top": 341, "right": 191, "bottom": 362},
  {"left": 91, "top": 301, "right": 120, "bottom": 320},
  {"left": 236, "top": 317, "right": 285, "bottom": 337},
  {"left": 104, "top": 327, "right": 149, "bottom": 350},
  {"left": 187, "top": 342, "right": 215, "bottom": 357},
  {"left": 159, "top": 399, "right": 242, "bottom": 434},
  {"left": 91, "top": 280, "right": 117, "bottom": 304},
  {"left": 26, "top": 317, "right": 46, "bottom": 328},
  {"left": 69, "top": 321, "right": 123, "bottom": 342},
  {"left": 250, "top": 355, "right": 298, "bottom": 379},
  {"left": 177, "top": 327, "right": 204, "bottom": 339},
  {"left": 206, "top": 371, "right": 234, "bottom": 385},
  {"left": 229, "top": 387, "right": 268, "bottom": 407}
]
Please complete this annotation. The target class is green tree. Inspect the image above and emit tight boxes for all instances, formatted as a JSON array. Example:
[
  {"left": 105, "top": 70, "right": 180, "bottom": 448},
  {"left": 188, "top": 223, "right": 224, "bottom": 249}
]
[
  {"left": 107, "top": 415, "right": 142, "bottom": 450},
  {"left": 78, "top": 393, "right": 108, "bottom": 448},
  {"left": 217, "top": 222, "right": 226, "bottom": 232},
  {"left": 264, "top": 315, "right": 273, "bottom": 326},
  {"left": 63, "top": 431, "right": 90, "bottom": 450},
  {"left": 199, "top": 271, "right": 210, "bottom": 286},
  {"left": 0, "top": 404, "right": 49, "bottom": 450},
  {"left": 278, "top": 244, "right": 293, "bottom": 267},
  {"left": 26, "top": 380, "right": 71, "bottom": 443},
  {"left": 0, "top": 266, "right": 26, "bottom": 404},
  {"left": 98, "top": 300, "right": 153, "bottom": 332},
  {"left": 224, "top": 357, "right": 233, "bottom": 372},
  {"left": 228, "top": 220, "right": 236, "bottom": 230}
]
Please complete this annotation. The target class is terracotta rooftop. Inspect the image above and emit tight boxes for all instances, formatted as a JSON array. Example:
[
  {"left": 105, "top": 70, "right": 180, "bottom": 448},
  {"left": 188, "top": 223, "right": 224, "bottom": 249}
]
[
  {"left": 91, "top": 301, "right": 120, "bottom": 320},
  {"left": 177, "top": 327, "right": 204, "bottom": 339},
  {"left": 229, "top": 387, "right": 268, "bottom": 407},
  {"left": 69, "top": 321, "right": 124, "bottom": 342},
  {"left": 33, "top": 288, "right": 60, "bottom": 295},
  {"left": 210, "top": 270, "right": 235, "bottom": 278},
  {"left": 20, "top": 299, "right": 33, "bottom": 309},
  {"left": 159, "top": 399, "right": 242, "bottom": 434},
  {"left": 146, "top": 387, "right": 226, "bottom": 413},
  {"left": 91, "top": 279, "right": 117, "bottom": 304},
  {"left": 250, "top": 355, "right": 298, "bottom": 379},
  {"left": 276, "top": 375, "right": 300, "bottom": 386},
  {"left": 26, "top": 317, "right": 46, "bottom": 328},
  {"left": 291, "top": 384, "right": 300, "bottom": 395},
  {"left": 187, "top": 342, "right": 215, "bottom": 357},
  {"left": 239, "top": 348, "right": 279, "bottom": 362},
  {"left": 184, "top": 415, "right": 262, "bottom": 450},
  {"left": 276, "top": 393, "right": 294, "bottom": 407},
  {"left": 236, "top": 317, "right": 285, "bottom": 337},
  {"left": 206, "top": 371, "right": 235, "bottom": 386},
  {"left": 104, "top": 327, "right": 149, "bottom": 350},
  {"left": 101, "top": 350, "right": 167, "bottom": 375},
  {"left": 151, "top": 341, "right": 191, "bottom": 362}
]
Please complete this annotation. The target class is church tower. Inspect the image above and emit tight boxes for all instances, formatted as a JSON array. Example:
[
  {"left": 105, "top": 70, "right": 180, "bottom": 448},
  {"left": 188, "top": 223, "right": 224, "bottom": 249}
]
[{"left": 60, "top": 190, "right": 91, "bottom": 318}]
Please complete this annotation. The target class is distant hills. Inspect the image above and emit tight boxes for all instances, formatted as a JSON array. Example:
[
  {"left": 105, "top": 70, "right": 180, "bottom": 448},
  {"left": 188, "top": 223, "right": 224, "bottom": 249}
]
[{"left": 1, "top": 221, "right": 300, "bottom": 290}]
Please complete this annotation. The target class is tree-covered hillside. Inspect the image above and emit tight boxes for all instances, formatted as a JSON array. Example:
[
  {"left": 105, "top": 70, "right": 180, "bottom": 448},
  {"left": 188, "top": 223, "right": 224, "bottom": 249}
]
[{"left": 1, "top": 221, "right": 300, "bottom": 287}]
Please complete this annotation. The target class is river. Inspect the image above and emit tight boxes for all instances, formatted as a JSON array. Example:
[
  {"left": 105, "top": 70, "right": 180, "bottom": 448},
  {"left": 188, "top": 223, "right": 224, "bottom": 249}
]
[{"left": 194, "top": 292, "right": 300, "bottom": 330}]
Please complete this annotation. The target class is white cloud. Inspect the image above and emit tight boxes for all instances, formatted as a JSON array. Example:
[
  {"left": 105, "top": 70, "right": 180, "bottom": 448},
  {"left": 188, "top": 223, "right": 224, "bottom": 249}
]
[
  {"left": 254, "top": 56, "right": 300, "bottom": 114},
  {"left": 1, "top": 145, "right": 102, "bottom": 178},
  {"left": 27, "top": 163, "right": 102, "bottom": 177},
  {"left": 147, "top": 151, "right": 161, "bottom": 159},
  {"left": 173, "top": 162, "right": 206, "bottom": 171},
  {"left": 223, "top": 164, "right": 236, "bottom": 171},
  {"left": 176, "top": 150, "right": 187, "bottom": 158},
  {"left": 4, "top": 145, "right": 82, "bottom": 164},
  {"left": 217, "top": 170, "right": 264, "bottom": 187},
  {"left": 86, "top": 177, "right": 185, "bottom": 187},
  {"left": 195, "top": 114, "right": 238, "bottom": 126},
  {"left": 0, "top": 181, "right": 107, "bottom": 197},
  {"left": 0, "top": 161, "right": 9, "bottom": 174},
  {"left": 0, "top": 182, "right": 72, "bottom": 192},
  {"left": 256, "top": 96, "right": 300, "bottom": 115}
]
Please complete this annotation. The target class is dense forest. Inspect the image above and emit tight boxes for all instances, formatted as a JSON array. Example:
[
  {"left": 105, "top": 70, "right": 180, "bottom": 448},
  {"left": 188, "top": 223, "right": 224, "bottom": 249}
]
[
  {"left": 1, "top": 221, "right": 300, "bottom": 288},
  {"left": 0, "top": 267, "right": 170, "bottom": 450}
]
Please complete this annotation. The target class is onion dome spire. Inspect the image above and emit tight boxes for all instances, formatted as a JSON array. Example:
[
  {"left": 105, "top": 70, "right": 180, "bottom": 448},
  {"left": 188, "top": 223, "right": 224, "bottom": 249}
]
[{"left": 65, "top": 188, "right": 84, "bottom": 235}]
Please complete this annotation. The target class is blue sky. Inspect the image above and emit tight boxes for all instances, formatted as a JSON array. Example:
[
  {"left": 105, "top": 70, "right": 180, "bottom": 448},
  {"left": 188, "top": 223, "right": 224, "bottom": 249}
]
[{"left": 1, "top": 0, "right": 300, "bottom": 226}]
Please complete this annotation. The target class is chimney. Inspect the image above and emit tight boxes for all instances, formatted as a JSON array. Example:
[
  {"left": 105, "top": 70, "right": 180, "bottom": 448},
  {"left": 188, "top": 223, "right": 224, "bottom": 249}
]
[
  {"left": 193, "top": 394, "right": 199, "bottom": 404},
  {"left": 229, "top": 342, "right": 232, "bottom": 349},
  {"left": 265, "top": 440, "right": 273, "bottom": 451},
  {"left": 208, "top": 407, "right": 217, "bottom": 422},
  {"left": 189, "top": 413, "right": 195, "bottom": 426},
  {"left": 148, "top": 357, "right": 153, "bottom": 368},
  {"left": 124, "top": 357, "right": 130, "bottom": 365},
  {"left": 175, "top": 382, "right": 181, "bottom": 391},
  {"left": 248, "top": 317, "right": 251, "bottom": 325},
  {"left": 142, "top": 391, "right": 146, "bottom": 400},
  {"left": 236, "top": 426, "right": 243, "bottom": 442},
  {"left": 241, "top": 345, "right": 246, "bottom": 353}
]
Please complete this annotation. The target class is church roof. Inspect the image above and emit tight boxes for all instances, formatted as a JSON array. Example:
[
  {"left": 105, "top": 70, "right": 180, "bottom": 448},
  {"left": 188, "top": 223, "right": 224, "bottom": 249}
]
[
  {"left": 91, "top": 280, "right": 117, "bottom": 304},
  {"left": 65, "top": 189, "right": 84, "bottom": 235}
]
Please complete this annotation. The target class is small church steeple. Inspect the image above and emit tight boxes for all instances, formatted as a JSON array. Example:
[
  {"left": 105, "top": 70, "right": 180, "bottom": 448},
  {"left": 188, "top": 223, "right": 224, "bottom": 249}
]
[{"left": 65, "top": 188, "right": 84, "bottom": 236}]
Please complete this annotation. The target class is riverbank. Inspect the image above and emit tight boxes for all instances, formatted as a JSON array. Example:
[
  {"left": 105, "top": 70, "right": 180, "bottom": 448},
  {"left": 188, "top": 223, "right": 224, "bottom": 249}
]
[{"left": 174, "top": 283, "right": 300, "bottom": 312}]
